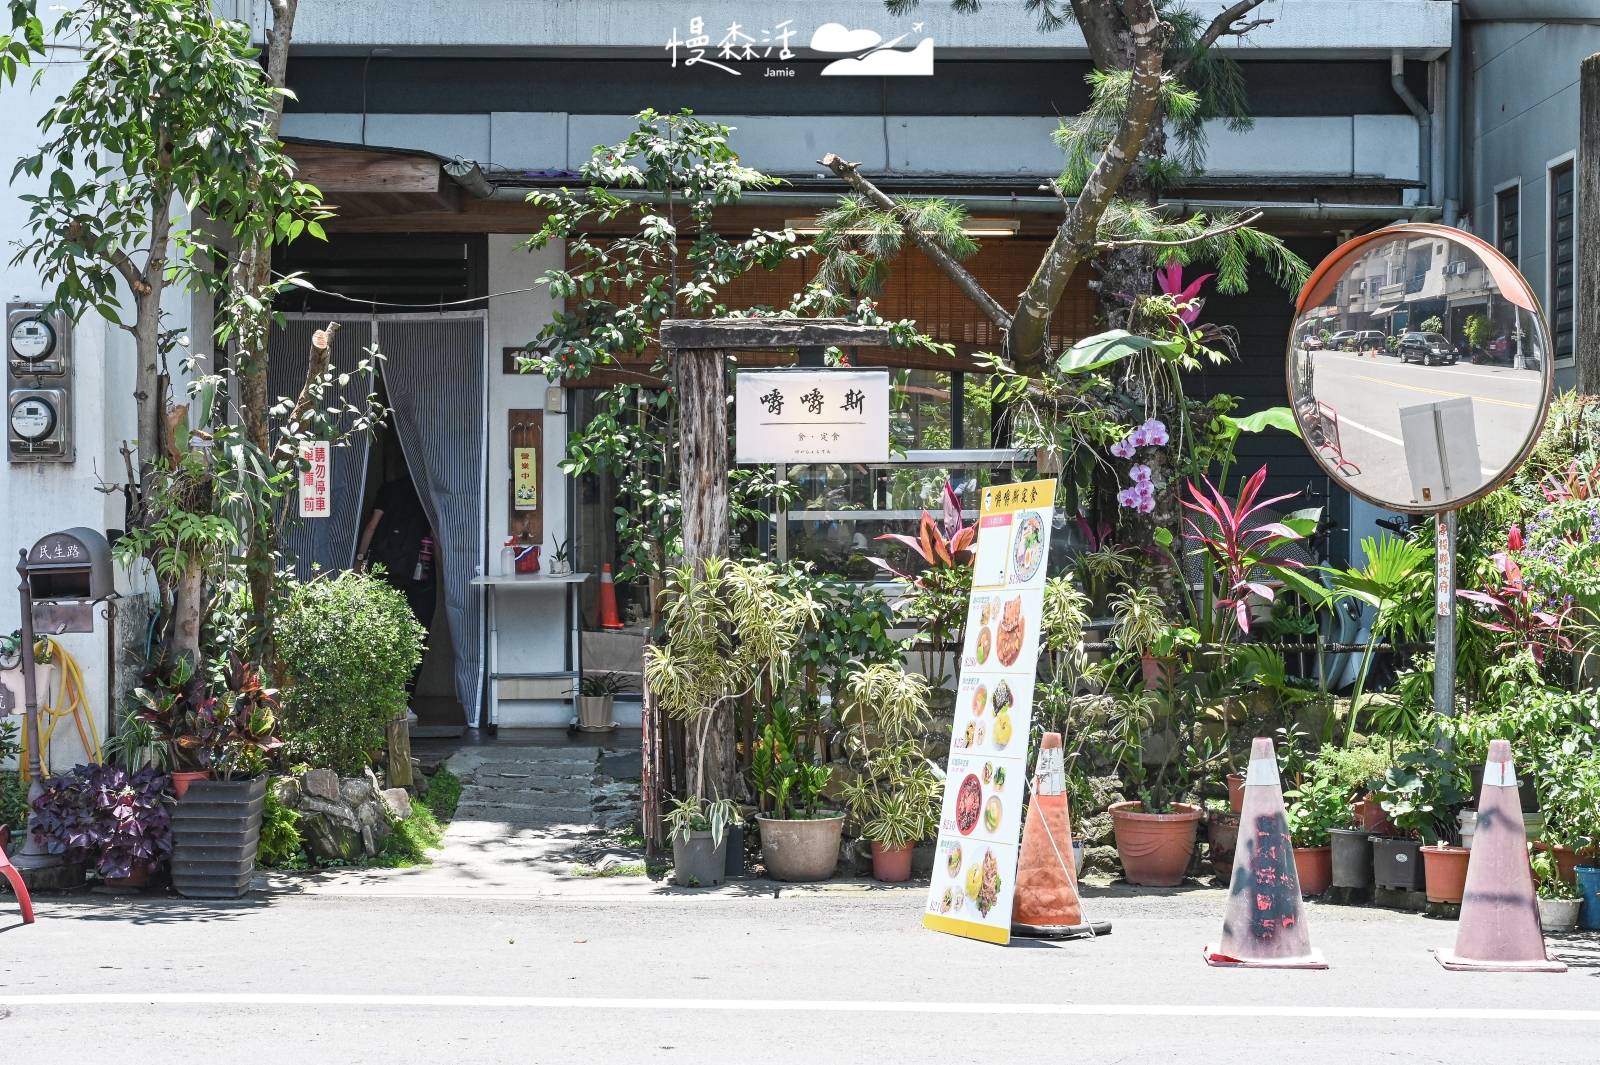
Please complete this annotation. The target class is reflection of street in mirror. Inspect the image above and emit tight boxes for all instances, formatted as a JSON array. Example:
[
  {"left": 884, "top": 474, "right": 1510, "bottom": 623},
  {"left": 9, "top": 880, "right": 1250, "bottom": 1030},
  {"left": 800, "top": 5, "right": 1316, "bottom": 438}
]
[{"left": 1290, "top": 226, "right": 1550, "bottom": 511}]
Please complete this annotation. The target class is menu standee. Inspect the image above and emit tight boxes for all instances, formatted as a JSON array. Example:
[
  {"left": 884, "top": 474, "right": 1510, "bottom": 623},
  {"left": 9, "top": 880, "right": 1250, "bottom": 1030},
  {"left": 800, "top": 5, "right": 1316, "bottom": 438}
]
[{"left": 923, "top": 478, "right": 1057, "bottom": 945}]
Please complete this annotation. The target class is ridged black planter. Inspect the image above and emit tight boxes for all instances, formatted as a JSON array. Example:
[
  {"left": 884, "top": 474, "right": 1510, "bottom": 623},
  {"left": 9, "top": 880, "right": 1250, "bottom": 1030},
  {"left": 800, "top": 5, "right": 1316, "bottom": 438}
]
[{"left": 170, "top": 776, "right": 267, "bottom": 899}]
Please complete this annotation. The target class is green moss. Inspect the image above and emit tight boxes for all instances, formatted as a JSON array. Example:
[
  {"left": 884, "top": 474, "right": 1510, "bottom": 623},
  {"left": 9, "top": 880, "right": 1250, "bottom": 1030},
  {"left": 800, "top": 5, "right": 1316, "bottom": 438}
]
[
  {"left": 571, "top": 861, "right": 647, "bottom": 878},
  {"left": 422, "top": 767, "right": 462, "bottom": 822}
]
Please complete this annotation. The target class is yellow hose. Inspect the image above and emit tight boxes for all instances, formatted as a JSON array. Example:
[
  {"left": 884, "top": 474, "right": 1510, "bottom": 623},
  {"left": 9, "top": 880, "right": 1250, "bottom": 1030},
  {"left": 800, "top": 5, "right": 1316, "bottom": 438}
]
[{"left": 19, "top": 638, "right": 102, "bottom": 780}]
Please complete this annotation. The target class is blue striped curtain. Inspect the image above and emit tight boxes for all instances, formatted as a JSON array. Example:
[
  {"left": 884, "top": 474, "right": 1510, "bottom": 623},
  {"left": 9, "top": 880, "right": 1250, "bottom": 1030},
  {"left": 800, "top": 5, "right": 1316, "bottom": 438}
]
[
  {"left": 377, "top": 316, "right": 486, "bottom": 726},
  {"left": 267, "top": 317, "right": 374, "bottom": 580}
]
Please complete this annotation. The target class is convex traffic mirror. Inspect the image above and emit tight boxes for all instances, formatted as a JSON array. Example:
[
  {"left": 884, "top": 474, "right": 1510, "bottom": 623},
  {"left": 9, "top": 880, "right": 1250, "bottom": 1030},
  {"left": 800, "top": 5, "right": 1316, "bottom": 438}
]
[{"left": 1288, "top": 224, "right": 1553, "bottom": 512}]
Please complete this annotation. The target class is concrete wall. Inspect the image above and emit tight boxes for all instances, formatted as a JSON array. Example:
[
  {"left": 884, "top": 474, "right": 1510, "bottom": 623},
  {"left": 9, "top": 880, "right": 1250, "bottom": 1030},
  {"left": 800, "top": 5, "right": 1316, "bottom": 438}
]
[
  {"left": 0, "top": 56, "right": 200, "bottom": 771},
  {"left": 283, "top": 111, "right": 1422, "bottom": 181},
  {"left": 266, "top": 0, "right": 1452, "bottom": 58},
  {"left": 1464, "top": 20, "right": 1599, "bottom": 382}
]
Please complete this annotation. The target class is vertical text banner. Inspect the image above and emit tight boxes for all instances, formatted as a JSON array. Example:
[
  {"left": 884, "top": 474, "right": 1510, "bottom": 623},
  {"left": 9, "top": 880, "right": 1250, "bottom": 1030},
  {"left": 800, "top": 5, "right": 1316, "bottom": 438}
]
[
  {"left": 924, "top": 478, "right": 1057, "bottom": 945},
  {"left": 298, "top": 441, "right": 329, "bottom": 519},
  {"left": 513, "top": 445, "right": 539, "bottom": 511},
  {"left": 734, "top": 368, "right": 889, "bottom": 464}
]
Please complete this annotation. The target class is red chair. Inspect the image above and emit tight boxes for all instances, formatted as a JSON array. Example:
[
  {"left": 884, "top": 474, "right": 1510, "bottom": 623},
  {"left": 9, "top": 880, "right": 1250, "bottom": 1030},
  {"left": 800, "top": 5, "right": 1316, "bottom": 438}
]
[{"left": 0, "top": 827, "right": 36, "bottom": 925}]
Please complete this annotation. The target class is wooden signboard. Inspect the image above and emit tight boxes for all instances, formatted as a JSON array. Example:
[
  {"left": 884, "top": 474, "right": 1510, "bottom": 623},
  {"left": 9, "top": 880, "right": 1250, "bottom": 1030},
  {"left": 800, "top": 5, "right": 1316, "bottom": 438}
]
[{"left": 508, "top": 410, "right": 542, "bottom": 541}]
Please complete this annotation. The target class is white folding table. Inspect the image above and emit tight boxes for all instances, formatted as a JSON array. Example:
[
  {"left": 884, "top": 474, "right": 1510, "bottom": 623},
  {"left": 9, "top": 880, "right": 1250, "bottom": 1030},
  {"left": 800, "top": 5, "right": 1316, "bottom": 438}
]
[{"left": 471, "top": 572, "right": 589, "bottom": 733}]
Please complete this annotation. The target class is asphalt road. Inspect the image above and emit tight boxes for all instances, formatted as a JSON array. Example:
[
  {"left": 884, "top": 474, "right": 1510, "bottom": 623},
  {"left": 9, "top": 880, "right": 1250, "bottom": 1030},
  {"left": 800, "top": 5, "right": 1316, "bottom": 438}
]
[
  {"left": 1, "top": 883, "right": 1595, "bottom": 1063},
  {"left": 1296, "top": 346, "right": 1543, "bottom": 506}
]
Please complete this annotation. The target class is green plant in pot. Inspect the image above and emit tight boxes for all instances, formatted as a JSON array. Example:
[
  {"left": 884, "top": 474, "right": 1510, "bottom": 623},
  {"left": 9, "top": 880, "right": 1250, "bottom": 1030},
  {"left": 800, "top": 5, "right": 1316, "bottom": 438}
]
[
  {"left": 1371, "top": 748, "right": 1469, "bottom": 899},
  {"left": 751, "top": 696, "right": 842, "bottom": 883},
  {"left": 1285, "top": 773, "right": 1347, "bottom": 896},
  {"left": 837, "top": 664, "right": 940, "bottom": 882},
  {"left": 574, "top": 671, "right": 634, "bottom": 733},
  {"left": 645, "top": 558, "right": 815, "bottom": 887}
]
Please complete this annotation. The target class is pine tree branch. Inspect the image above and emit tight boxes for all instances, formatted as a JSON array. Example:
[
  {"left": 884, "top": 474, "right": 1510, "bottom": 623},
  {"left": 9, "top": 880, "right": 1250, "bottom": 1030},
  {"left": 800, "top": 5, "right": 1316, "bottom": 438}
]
[
  {"left": 1096, "top": 210, "right": 1264, "bottom": 250},
  {"left": 819, "top": 153, "right": 1013, "bottom": 332},
  {"left": 1169, "top": 0, "right": 1274, "bottom": 79}
]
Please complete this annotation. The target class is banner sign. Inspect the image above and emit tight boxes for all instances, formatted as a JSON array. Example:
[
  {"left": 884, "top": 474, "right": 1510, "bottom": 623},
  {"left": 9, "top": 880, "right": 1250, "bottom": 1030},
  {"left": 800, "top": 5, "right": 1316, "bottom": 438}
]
[
  {"left": 298, "top": 441, "right": 330, "bottom": 519},
  {"left": 734, "top": 368, "right": 889, "bottom": 464},
  {"left": 924, "top": 478, "right": 1057, "bottom": 945},
  {"left": 513, "top": 445, "right": 539, "bottom": 511}
]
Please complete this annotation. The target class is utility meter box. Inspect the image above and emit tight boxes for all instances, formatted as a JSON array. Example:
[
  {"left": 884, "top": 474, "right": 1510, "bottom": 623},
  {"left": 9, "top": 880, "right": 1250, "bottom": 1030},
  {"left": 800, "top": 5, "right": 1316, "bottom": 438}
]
[
  {"left": 7, "top": 302, "right": 74, "bottom": 464},
  {"left": 25, "top": 527, "right": 113, "bottom": 634}
]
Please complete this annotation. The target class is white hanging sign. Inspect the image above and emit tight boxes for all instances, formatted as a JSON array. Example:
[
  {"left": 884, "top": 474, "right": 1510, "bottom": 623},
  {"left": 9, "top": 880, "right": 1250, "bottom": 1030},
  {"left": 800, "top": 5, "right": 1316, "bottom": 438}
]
[
  {"left": 299, "top": 441, "right": 331, "bottom": 518},
  {"left": 734, "top": 368, "right": 889, "bottom": 464}
]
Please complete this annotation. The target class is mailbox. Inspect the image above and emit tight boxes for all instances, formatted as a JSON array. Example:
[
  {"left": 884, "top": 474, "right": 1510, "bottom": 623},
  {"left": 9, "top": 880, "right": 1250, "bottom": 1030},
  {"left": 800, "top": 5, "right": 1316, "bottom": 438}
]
[{"left": 24, "top": 527, "right": 112, "bottom": 634}]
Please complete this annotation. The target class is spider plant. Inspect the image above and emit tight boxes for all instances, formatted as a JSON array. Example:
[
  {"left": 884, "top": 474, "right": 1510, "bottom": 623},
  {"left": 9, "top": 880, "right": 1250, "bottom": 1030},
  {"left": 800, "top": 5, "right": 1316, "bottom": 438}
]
[{"left": 837, "top": 664, "right": 940, "bottom": 847}]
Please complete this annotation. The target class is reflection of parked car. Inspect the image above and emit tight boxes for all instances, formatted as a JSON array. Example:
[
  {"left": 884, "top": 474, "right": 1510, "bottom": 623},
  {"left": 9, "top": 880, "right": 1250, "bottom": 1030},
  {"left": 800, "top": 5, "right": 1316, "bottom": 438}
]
[
  {"left": 1302, "top": 335, "right": 1325, "bottom": 350},
  {"left": 1327, "top": 330, "right": 1357, "bottom": 349},
  {"left": 1398, "top": 331, "right": 1457, "bottom": 366},
  {"left": 1348, "top": 329, "right": 1387, "bottom": 352}
]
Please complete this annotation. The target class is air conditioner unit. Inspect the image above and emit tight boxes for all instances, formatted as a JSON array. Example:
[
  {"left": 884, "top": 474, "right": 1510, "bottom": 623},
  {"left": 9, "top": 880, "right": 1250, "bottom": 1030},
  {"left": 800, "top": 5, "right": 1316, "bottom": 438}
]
[{"left": 1444, "top": 260, "right": 1469, "bottom": 276}]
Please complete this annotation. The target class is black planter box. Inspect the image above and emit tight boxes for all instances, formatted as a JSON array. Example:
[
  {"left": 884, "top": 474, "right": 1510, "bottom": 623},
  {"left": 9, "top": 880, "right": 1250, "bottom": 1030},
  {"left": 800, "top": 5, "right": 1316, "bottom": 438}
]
[
  {"left": 1371, "top": 836, "right": 1424, "bottom": 892},
  {"left": 170, "top": 776, "right": 267, "bottom": 899}
]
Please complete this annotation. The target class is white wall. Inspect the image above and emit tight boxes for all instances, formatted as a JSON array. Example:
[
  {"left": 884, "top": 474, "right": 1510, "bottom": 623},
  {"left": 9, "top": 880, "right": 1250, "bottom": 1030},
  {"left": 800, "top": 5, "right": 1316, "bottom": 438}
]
[
  {"left": 0, "top": 55, "right": 196, "bottom": 771},
  {"left": 483, "top": 235, "right": 579, "bottom": 727}
]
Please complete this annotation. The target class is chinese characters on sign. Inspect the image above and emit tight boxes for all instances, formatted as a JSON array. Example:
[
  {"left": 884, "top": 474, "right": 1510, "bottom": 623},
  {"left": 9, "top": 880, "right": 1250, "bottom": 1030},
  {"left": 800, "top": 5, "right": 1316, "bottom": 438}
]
[
  {"left": 514, "top": 446, "right": 539, "bottom": 511},
  {"left": 734, "top": 369, "right": 889, "bottom": 464},
  {"left": 665, "top": 19, "right": 934, "bottom": 77},
  {"left": 665, "top": 16, "right": 795, "bottom": 75},
  {"left": 32, "top": 536, "right": 84, "bottom": 562},
  {"left": 299, "top": 442, "right": 330, "bottom": 519}
]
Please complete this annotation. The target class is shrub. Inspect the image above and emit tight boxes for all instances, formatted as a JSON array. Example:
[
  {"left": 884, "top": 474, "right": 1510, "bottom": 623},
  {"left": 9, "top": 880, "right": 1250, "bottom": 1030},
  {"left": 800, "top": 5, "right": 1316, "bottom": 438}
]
[
  {"left": 275, "top": 571, "right": 425, "bottom": 775},
  {"left": 1, "top": 720, "right": 26, "bottom": 834},
  {"left": 257, "top": 787, "right": 304, "bottom": 867}
]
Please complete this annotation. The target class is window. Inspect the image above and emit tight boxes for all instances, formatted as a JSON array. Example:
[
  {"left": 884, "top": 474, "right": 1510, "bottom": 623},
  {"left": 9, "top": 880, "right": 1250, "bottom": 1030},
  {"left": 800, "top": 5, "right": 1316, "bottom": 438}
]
[
  {"left": 1496, "top": 185, "right": 1520, "bottom": 266},
  {"left": 1550, "top": 162, "right": 1575, "bottom": 364}
]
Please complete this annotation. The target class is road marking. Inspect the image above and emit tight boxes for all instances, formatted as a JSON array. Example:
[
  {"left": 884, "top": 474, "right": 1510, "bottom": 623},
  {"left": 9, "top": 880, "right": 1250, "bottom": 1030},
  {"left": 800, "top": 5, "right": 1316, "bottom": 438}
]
[
  {"left": 0, "top": 994, "right": 1595, "bottom": 1021},
  {"left": 1353, "top": 374, "right": 1536, "bottom": 410},
  {"left": 1333, "top": 414, "right": 1404, "bottom": 447}
]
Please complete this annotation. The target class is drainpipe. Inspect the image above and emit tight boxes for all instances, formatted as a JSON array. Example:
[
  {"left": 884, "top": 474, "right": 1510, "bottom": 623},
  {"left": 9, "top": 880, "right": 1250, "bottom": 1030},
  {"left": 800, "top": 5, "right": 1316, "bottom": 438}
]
[
  {"left": 1443, "top": 0, "right": 1464, "bottom": 226},
  {"left": 1391, "top": 50, "right": 1433, "bottom": 207}
]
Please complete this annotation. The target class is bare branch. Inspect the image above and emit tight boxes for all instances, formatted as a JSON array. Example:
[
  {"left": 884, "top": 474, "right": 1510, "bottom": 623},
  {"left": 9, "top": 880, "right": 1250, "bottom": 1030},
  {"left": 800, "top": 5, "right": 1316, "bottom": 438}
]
[
  {"left": 262, "top": 0, "right": 299, "bottom": 140},
  {"left": 272, "top": 321, "right": 340, "bottom": 467},
  {"left": 1040, "top": 180, "right": 1073, "bottom": 214},
  {"left": 819, "top": 153, "right": 1013, "bottom": 333},
  {"left": 1096, "top": 210, "right": 1264, "bottom": 250},
  {"left": 107, "top": 248, "right": 151, "bottom": 296},
  {"left": 1169, "top": 0, "right": 1274, "bottom": 79}
]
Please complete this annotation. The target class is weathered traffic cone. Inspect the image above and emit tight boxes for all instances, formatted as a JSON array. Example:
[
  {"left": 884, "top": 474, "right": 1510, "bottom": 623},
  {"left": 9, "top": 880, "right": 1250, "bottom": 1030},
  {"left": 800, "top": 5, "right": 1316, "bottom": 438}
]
[
  {"left": 1436, "top": 740, "right": 1566, "bottom": 971},
  {"left": 1205, "top": 738, "right": 1327, "bottom": 968},
  {"left": 1010, "top": 734, "right": 1110, "bottom": 940},
  {"left": 597, "top": 564, "right": 625, "bottom": 629}
]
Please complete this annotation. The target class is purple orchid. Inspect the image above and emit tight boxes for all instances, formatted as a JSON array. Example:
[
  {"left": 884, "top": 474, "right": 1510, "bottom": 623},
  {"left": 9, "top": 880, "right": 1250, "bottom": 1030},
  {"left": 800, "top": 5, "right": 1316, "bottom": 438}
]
[
  {"left": 1141, "top": 418, "right": 1170, "bottom": 446},
  {"left": 1110, "top": 437, "right": 1136, "bottom": 459},
  {"left": 1156, "top": 261, "right": 1214, "bottom": 325},
  {"left": 1130, "top": 464, "right": 1152, "bottom": 484}
]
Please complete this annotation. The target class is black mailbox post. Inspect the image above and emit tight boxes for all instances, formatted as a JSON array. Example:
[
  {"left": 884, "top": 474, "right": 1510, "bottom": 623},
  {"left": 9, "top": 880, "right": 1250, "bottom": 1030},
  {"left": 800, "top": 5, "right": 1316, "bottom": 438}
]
[{"left": 14, "top": 527, "right": 112, "bottom": 867}]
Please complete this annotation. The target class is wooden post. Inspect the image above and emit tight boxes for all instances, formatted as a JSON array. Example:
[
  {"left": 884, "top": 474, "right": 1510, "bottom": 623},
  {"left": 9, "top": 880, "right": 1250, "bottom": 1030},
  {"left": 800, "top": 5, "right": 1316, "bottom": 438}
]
[
  {"left": 1578, "top": 53, "right": 1600, "bottom": 395},
  {"left": 385, "top": 715, "right": 414, "bottom": 789}
]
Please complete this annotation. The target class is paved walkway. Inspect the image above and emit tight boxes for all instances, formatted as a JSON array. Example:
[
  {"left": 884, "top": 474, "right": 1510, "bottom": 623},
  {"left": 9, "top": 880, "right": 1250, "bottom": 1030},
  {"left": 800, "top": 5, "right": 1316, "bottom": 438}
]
[{"left": 258, "top": 744, "right": 649, "bottom": 897}]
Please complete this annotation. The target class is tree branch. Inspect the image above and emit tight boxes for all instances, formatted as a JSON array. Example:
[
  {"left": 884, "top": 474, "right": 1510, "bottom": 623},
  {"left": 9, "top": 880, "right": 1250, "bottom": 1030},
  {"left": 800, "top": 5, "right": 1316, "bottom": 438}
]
[
  {"left": 1169, "top": 0, "right": 1274, "bottom": 79},
  {"left": 108, "top": 248, "right": 151, "bottom": 296},
  {"left": 1095, "top": 210, "right": 1263, "bottom": 250},
  {"left": 819, "top": 153, "right": 1013, "bottom": 333},
  {"left": 272, "top": 321, "right": 339, "bottom": 467},
  {"left": 1008, "top": 0, "right": 1167, "bottom": 375},
  {"left": 1041, "top": 180, "right": 1073, "bottom": 214},
  {"left": 262, "top": 0, "right": 299, "bottom": 140}
]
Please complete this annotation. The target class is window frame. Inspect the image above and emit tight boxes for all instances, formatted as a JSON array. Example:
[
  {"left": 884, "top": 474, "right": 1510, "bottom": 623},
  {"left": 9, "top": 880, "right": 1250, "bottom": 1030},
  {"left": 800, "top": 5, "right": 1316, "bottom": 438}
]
[{"left": 1546, "top": 153, "right": 1577, "bottom": 368}]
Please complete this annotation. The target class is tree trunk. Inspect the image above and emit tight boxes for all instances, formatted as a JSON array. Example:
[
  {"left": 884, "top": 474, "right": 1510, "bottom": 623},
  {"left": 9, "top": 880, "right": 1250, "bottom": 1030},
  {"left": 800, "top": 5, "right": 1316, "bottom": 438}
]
[
  {"left": 385, "top": 715, "right": 414, "bottom": 788},
  {"left": 1578, "top": 53, "right": 1600, "bottom": 395},
  {"left": 170, "top": 559, "right": 205, "bottom": 667},
  {"left": 673, "top": 346, "right": 735, "bottom": 802}
]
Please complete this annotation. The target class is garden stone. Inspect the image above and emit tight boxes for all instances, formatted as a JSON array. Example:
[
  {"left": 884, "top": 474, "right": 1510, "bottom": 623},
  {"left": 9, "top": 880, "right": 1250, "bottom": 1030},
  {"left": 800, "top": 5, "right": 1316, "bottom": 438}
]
[
  {"left": 299, "top": 795, "right": 359, "bottom": 824},
  {"left": 303, "top": 768, "right": 340, "bottom": 802},
  {"left": 381, "top": 787, "right": 413, "bottom": 821},
  {"left": 272, "top": 776, "right": 302, "bottom": 809},
  {"left": 302, "top": 813, "right": 364, "bottom": 861},
  {"left": 341, "top": 777, "right": 373, "bottom": 808},
  {"left": 1082, "top": 844, "right": 1122, "bottom": 878}
]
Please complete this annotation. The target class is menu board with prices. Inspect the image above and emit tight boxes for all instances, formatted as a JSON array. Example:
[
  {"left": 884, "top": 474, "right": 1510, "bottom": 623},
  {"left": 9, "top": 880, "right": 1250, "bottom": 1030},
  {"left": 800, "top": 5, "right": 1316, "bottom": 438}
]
[{"left": 923, "top": 477, "right": 1056, "bottom": 945}]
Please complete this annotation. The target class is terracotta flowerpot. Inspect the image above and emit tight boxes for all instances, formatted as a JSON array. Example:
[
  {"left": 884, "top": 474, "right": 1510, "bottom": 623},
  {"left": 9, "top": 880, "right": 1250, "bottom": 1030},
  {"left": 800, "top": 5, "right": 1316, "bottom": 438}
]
[
  {"left": 1226, "top": 774, "right": 1245, "bottom": 814},
  {"left": 1207, "top": 811, "right": 1240, "bottom": 876},
  {"left": 757, "top": 815, "right": 844, "bottom": 882},
  {"left": 1532, "top": 843, "right": 1583, "bottom": 885},
  {"left": 1110, "top": 801, "right": 1203, "bottom": 887},
  {"left": 170, "top": 770, "right": 211, "bottom": 800},
  {"left": 1293, "top": 845, "right": 1333, "bottom": 897},
  {"left": 101, "top": 857, "right": 157, "bottom": 889},
  {"left": 870, "top": 840, "right": 914, "bottom": 882},
  {"left": 1355, "top": 792, "right": 1394, "bottom": 835},
  {"left": 1421, "top": 844, "right": 1471, "bottom": 904},
  {"left": 1140, "top": 654, "right": 1175, "bottom": 691}
]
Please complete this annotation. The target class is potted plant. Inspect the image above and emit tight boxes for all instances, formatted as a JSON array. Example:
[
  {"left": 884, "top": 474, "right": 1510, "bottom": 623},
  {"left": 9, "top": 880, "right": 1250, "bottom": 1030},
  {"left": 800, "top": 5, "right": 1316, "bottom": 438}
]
[
  {"left": 752, "top": 698, "right": 842, "bottom": 882},
  {"left": 127, "top": 656, "right": 207, "bottom": 797},
  {"left": 1109, "top": 583, "right": 1178, "bottom": 690},
  {"left": 1543, "top": 748, "right": 1600, "bottom": 930},
  {"left": 643, "top": 559, "right": 815, "bottom": 886},
  {"left": 664, "top": 793, "right": 738, "bottom": 888},
  {"left": 169, "top": 652, "right": 284, "bottom": 899},
  {"left": 1372, "top": 749, "right": 1467, "bottom": 898},
  {"left": 1532, "top": 848, "right": 1582, "bottom": 932},
  {"left": 869, "top": 484, "right": 976, "bottom": 700},
  {"left": 30, "top": 764, "right": 172, "bottom": 886},
  {"left": 573, "top": 671, "right": 633, "bottom": 733},
  {"left": 547, "top": 536, "right": 572, "bottom": 576},
  {"left": 1285, "top": 773, "right": 1346, "bottom": 897},
  {"left": 838, "top": 664, "right": 941, "bottom": 882}
]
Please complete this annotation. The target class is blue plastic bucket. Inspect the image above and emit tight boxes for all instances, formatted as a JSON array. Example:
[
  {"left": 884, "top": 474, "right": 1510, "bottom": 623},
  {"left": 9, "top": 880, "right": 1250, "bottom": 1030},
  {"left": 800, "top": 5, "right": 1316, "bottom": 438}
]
[{"left": 1575, "top": 866, "right": 1600, "bottom": 930}]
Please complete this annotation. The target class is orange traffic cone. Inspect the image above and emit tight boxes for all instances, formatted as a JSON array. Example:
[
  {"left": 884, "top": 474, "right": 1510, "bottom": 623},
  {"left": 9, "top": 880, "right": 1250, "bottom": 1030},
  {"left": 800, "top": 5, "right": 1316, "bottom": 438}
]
[
  {"left": 1436, "top": 740, "right": 1567, "bottom": 971},
  {"left": 1010, "top": 734, "right": 1111, "bottom": 940},
  {"left": 597, "top": 564, "right": 625, "bottom": 630},
  {"left": 1205, "top": 738, "right": 1327, "bottom": 968}
]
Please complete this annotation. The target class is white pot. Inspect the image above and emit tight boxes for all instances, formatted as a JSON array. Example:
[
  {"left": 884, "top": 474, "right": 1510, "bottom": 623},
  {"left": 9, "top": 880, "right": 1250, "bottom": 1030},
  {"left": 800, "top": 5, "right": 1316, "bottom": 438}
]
[
  {"left": 1072, "top": 838, "right": 1086, "bottom": 877},
  {"left": 576, "top": 695, "right": 615, "bottom": 732},
  {"left": 1458, "top": 809, "right": 1477, "bottom": 850},
  {"left": 1538, "top": 896, "right": 1582, "bottom": 932}
]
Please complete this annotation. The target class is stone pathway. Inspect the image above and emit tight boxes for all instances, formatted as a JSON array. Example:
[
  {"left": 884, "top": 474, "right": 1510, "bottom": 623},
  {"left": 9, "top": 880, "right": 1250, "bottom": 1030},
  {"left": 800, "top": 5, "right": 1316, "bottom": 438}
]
[{"left": 258, "top": 744, "right": 648, "bottom": 897}]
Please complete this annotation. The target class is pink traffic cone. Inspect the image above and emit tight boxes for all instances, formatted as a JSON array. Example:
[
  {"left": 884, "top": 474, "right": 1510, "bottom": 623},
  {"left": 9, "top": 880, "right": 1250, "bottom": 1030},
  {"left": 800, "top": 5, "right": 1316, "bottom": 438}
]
[
  {"left": 1436, "top": 740, "right": 1566, "bottom": 971},
  {"left": 1205, "top": 738, "right": 1327, "bottom": 968}
]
